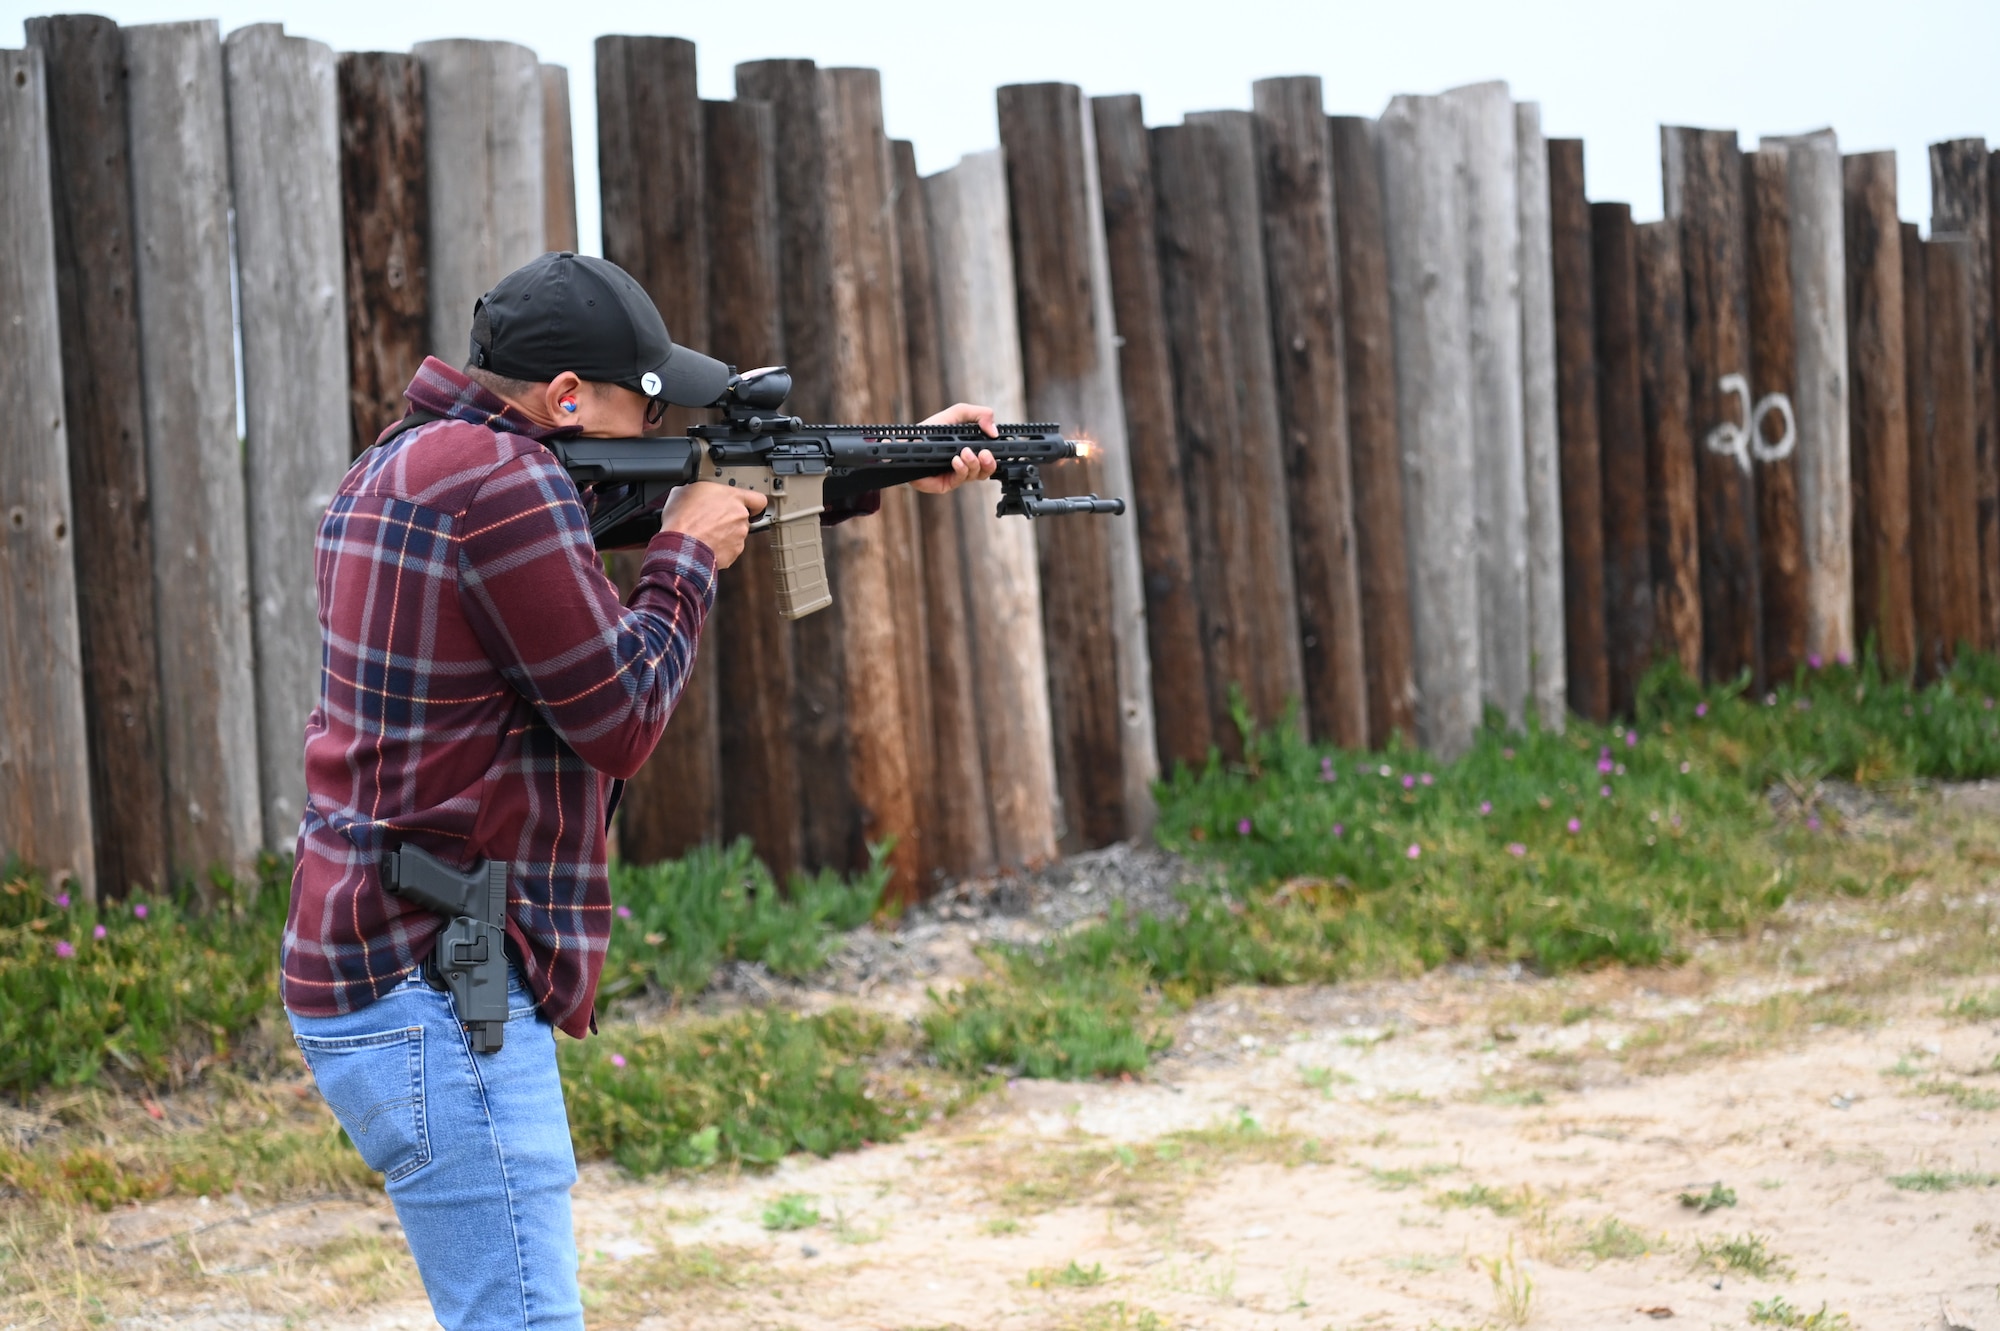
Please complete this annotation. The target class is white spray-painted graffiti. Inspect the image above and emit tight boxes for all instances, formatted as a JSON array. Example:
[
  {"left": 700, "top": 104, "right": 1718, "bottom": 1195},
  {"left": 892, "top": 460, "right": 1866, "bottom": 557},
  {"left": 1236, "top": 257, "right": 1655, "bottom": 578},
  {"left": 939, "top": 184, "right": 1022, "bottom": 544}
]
[{"left": 1704, "top": 372, "right": 1796, "bottom": 474}]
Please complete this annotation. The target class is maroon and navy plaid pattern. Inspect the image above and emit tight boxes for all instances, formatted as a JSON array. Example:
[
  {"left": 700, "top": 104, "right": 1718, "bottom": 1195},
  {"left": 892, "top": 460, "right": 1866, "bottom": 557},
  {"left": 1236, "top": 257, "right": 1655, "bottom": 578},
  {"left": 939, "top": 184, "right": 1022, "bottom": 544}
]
[{"left": 281, "top": 358, "right": 716, "bottom": 1037}]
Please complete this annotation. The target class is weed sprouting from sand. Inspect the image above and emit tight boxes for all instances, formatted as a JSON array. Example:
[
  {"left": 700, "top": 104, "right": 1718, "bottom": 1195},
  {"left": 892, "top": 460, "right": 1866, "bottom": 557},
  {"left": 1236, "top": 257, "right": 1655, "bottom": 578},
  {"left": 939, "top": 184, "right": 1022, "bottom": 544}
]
[
  {"left": 1947, "top": 990, "right": 2000, "bottom": 1021},
  {"left": 1482, "top": 1242, "right": 1533, "bottom": 1327},
  {"left": 760, "top": 1193, "right": 819, "bottom": 1231},
  {"left": 1749, "top": 1296, "right": 1853, "bottom": 1329},
  {"left": 1887, "top": 1168, "right": 2000, "bottom": 1192},
  {"left": 1678, "top": 1182, "right": 1737, "bottom": 1213},
  {"left": 1693, "top": 1232, "right": 1790, "bottom": 1279},
  {"left": 1027, "top": 1260, "right": 1106, "bottom": 1289}
]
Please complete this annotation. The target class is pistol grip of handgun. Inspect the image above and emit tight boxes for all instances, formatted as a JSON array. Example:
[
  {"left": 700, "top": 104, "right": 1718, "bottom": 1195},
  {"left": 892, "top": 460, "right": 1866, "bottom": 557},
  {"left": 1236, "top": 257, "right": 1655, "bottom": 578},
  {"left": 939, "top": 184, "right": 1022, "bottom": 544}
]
[{"left": 765, "top": 480, "right": 832, "bottom": 619}]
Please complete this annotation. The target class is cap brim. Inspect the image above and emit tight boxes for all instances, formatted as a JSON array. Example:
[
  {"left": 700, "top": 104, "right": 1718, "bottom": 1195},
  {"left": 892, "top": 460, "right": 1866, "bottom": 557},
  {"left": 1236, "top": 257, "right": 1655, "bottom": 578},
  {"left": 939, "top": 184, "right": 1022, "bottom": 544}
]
[{"left": 647, "top": 344, "right": 733, "bottom": 408}]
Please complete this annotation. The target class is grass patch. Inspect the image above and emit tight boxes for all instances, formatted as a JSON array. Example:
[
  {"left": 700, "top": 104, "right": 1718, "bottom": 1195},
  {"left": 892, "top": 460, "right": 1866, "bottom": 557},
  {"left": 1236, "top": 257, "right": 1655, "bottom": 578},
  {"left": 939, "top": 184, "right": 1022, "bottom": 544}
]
[
  {"left": 760, "top": 1192, "right": 820, "bottom": 1231},
  {"left": 1436, "top": 1182, "right": 1538, "bottom": 1217},
  {"left": 1679, "top": 1181, "right": 1737, "bottom": 1213},
  {"left": 1888, "top": 1169, "right": 2000, "bottom": 1192},
  {"left": 1749, "top": 1297, "right": 1852, "bottom": 1329},
  {"left": 1059, "top": 1302, "right": 1169, "bottom": 1331},
  {"left": 1365, "top": 1162, "right": 1455, "bottom": 1191},
  {"left": 1910, "top": 1079, "right": 2000, "bottom": 1111},
  {"left": 1579, "top": 1216, "right": 1653, "bottom": 1262},
  {"left": 1692, "top": 1232, "right": 1790, "bottom": 1279},
  {"left": 1947, "top": 990, "right": 2000, "bottom": 1021},
  {"left": 983, "top": 1113, "right": 1317, "bottom": 1218},
  {"left": 1028, "top": 1260, "right": 1107, "bottom": 1289}
]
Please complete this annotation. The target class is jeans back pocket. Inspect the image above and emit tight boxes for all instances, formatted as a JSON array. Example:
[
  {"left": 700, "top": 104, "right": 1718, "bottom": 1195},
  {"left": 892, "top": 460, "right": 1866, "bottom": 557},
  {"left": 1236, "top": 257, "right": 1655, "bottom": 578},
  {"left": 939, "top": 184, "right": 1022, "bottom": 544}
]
[{"left": 294, "top": 1026, "right": 431, "bottom": 1182}]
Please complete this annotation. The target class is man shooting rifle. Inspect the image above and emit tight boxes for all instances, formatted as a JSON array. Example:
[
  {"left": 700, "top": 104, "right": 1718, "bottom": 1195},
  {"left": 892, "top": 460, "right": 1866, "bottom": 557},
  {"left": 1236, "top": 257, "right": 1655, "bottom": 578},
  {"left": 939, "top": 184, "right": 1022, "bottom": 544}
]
[{"left": 281, "top": 251, "right": 1117, "bottom": 1330}]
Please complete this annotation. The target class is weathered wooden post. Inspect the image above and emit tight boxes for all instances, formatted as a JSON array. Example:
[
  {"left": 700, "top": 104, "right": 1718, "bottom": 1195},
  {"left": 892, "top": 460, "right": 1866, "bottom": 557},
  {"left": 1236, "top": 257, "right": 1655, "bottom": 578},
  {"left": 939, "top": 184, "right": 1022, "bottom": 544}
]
[
  {"left": 336, "top": 52, "right": 427, "bottom": 456},
  {"left": 1664, "top": 126, "right": 1762, "bottom": 687},
  {"left": 1091, "top": 94, "right": 1211, "bottom": 770},
  {"left": 702, "top": 96, "right": 804, "bottom": 881},
  {"left": 540, "top": 65, "right": 577, "bottom": 254},
  {"left": 924, "top": 150, "right": 1061, "bottom": 866},
  {"left": 1743, "top": 149, "right": 1808, "bottom": 681},
  {"left": 1327, "top": 115, "right": 1418, "bottom": 747},
  {"left": 1445, "top": 81, "right": 1531, "bottom": 731},
  {"left": 1905, "top": 227, "right": 1941, "bottom": 677},
  {"left": 735, "top": 59, "right": 858, "bottom": 873},
  {"left": 125, "top": 20, "right": 263, "bottom": 885},
  {"left": 596, "top": 36, "right": 718, "bottom": 863},
  {"left": 1515, "top": 101, "right": 1567, "bottom": 729},
  {"left": 1931, "top": 140, "right": 1996, "bottom": 650},
  {"left": 0, "top": 45, "right": 97, "bottom": 897},
  {"left": 1919, "top": 234, "right": 1983, "bottom": 669},
  {"left": 1842, "top": 151, "right": 1913, "bottom": 675},
  {"left": 413, "top": 39, "right": 543, "bottom": 361},
  {"left": 895, "top": 138, "right": 995, "bottom": 878},
  {"left": 224, "top": 24, "right": 351, "bottom": 853},
  {"left": 1547, "top": 139, "right": 1609, "bottom": 722},
  {"left": 1378, "top": 95, "right": 1480, "bottom": 756},
  {"left": 1765, "top": 131, "right": 1853, "bottom": 665},
  {"left": 1635, "top": 221, "right": 1704, "bottom": 677},
  {"left": 1183, "top": 109, "right": 1308, "bottom": 741},
  {"left": 1250, "top": 76, "right": 1368, "bottom": 750},
  {"left": 1590, "top": 202, "right": 1654, "bottom": 715},
  {"left": 998, "top": 82, "right": 1158, "bottom": 846},
  {"left": 24, "top": 15, "right": 169, "bottom": 895}
]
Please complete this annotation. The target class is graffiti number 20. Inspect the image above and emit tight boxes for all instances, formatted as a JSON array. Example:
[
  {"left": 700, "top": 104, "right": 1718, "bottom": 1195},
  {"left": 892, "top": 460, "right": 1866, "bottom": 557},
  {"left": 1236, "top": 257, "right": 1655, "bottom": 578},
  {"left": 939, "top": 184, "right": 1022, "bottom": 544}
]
[{"left": 1704, "top": 373, "right": 1795, "bottom": 474}]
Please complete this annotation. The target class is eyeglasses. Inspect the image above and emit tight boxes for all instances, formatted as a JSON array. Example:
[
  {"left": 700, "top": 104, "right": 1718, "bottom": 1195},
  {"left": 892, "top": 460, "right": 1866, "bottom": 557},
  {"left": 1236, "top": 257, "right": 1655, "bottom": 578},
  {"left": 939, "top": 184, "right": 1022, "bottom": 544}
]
[{"left": 644, "top": 397, "right": 670, "bottom": 430}]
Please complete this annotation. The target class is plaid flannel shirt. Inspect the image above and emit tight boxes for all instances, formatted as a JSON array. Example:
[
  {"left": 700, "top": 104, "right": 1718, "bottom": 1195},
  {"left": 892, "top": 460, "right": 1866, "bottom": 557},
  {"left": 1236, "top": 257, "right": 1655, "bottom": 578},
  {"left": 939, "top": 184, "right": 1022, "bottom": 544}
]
[{"left": 281, "top": 358, "right": 715, "bottom": 1037}]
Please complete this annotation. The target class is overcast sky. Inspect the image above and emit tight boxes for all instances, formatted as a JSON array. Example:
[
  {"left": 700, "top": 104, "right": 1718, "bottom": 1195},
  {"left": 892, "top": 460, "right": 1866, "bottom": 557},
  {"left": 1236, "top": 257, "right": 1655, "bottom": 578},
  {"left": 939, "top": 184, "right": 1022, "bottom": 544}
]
[{"left": 9, "top": 0, "right": 1997, "bottom": 260}]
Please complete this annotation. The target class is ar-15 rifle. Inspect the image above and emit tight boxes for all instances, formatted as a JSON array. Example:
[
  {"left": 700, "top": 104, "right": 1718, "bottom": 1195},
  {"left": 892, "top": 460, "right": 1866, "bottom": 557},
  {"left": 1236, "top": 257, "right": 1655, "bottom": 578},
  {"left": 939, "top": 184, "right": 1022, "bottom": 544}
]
[{"left": 548, "top": 365, "right": 1125, "bottom": 619}]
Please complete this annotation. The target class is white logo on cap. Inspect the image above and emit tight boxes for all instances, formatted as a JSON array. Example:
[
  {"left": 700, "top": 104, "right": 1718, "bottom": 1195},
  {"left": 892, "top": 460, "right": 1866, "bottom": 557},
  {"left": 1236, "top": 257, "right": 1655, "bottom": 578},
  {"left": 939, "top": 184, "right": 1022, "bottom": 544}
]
[{"left": 641, "top": 372, "right": 662, "bottom": 396}]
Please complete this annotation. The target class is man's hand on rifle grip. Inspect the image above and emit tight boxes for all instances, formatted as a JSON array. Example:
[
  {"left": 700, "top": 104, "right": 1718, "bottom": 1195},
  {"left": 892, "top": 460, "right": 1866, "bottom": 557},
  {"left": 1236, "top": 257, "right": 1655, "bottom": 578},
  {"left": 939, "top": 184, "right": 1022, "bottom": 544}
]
[
  {"left": 659, "top": 482, "right": 768, "bottom": 568},
  {"left": 910, "top": 403, "right": 1000, "bottom": 494}
]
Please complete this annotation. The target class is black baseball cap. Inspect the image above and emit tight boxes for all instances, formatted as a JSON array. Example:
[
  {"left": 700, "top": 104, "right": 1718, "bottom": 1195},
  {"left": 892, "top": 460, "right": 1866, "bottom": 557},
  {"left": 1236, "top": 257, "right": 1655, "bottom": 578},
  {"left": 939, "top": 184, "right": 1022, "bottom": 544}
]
[{"left": 469, "top": 252, "right": 731, "bottom": 409}]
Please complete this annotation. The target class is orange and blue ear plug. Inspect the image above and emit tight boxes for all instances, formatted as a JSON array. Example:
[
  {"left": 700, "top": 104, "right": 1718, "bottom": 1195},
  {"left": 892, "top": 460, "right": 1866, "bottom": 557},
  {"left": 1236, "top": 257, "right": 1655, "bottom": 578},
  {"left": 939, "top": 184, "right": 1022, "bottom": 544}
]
[{"left": 559, "top": 397, "right": 579, "bottom": 413}]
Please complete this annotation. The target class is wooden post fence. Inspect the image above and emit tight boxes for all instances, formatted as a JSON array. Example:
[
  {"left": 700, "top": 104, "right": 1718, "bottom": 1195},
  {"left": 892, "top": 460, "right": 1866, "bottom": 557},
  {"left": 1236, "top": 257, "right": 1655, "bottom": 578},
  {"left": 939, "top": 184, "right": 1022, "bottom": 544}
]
[
  {"left": 998, "top": 81, "right": 1158, "bottom": 846},
  {"left": 126, "top": 20, "right": 262, "bottom": 886},
  {"left": 25, "top": 15, "right": 168, "bottom": 896},
  {"left": 337, "top": 51, "right": 427, "bottom": 457},
  {"left": 1379, "top": 94, "right": 1480, "bottom": 757},
  {"left": 1327, "top": 115, "right": 1418, "bottom": 747},
  {"left": 1446, "top": 80, "right": 1531, "bottom": 732},
  {"left": 0, "top": 45, "right": 97, "bottom": 897},
  {"left": 224, "top": 23, "right": 351, "bottom": 852},
  {"left": 540, "top": 65, "right": 578, "bottom": 254},
  {"left": 1515, "top": 101, "right": 1568, "bottom": 729},
  {"left": 1931, "top": 139, "right": 1997, "bottom": 650},
  {"left": 1251, "top": 76, "right": 1369, "bottom": 751},
  {"left": 1635, "top": 220, "right": 1704, "bottom": 677},
  {"left": 1843, "top": 150, "right": 1914, "bottom": 674},
  {"left": 1744, "top": 147, "right": 1808, "bottom": 682},
  {"left": 1918, "top": 234, "right": 1982, "bottom": 672},
  {"left": 1548, "top": 138, "right": 1609, "bottom": 723},
  {"left": 1092, "top": 94, "right": 1211, "bottom": 771},
  {"left": 1905, "top": 225, "right": 1940, "bottom": 677},
  {"left": 925, "top": 149, "right": 1061, "bottom": 867},
  {"left": 1590, "top": 201, "right": 1654, "bottom": 715}
]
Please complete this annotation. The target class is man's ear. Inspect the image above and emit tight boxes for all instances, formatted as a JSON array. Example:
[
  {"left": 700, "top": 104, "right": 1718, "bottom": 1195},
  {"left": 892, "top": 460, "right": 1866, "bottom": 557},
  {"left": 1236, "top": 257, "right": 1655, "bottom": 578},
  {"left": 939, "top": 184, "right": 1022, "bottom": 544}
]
[{"left": 545, "top": 371, "right": 584, "bottom": 418}]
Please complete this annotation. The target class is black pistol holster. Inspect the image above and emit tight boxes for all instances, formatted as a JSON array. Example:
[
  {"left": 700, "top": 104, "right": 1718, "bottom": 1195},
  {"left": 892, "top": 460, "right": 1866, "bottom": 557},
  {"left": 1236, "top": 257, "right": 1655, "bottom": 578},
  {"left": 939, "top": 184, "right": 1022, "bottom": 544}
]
[{"left": 381, "top": 845, "right": 510, "bottom": 1053}]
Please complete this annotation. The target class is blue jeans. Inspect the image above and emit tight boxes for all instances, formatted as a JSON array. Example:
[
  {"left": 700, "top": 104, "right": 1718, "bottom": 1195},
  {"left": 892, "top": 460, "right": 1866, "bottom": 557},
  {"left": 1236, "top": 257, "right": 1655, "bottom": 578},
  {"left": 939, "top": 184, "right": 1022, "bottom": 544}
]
[{"left": 287, "top": 967, "right": 583, "bottom": 1330}]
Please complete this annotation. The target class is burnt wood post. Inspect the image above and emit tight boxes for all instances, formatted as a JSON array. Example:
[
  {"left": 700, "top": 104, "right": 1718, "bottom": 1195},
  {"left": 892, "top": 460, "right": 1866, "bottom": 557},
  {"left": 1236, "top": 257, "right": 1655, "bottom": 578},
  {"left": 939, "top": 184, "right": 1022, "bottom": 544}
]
[
  {"left": 1765, "top": 131, "right": 1853, "bottom": 664},
  {"left": 1635, "top": 220, "right": 1704, "bottom": 677},
  {"left": 703, "top": 96, "right": 804, "bottom": 881},
  {"left": 1378, "top": 95, "right": 1480, "bottom": 757},
  {"left": 1590, "top": 202, "right": 1655, "bottom": 715},
  {"left": 540, "top": 65, "right": 578, "bottom": 254},
  {"left": 336, "top": 52, "right": 428, "bottom": 457},
  {"left": 1327, "top": 115, "right": 1418, "bottom": 746},
  {"left": 1843, "top": 151, "right": 1914, "bottom": 675},
  {"left": 0, "top": 45, "right": 98, "bottom": 897},
  {"left": 413, "top": 40, "right": 543, "bottom": 361},
  {"left": 1250, "top": 76, "right": 1369, "bottom": 751},
  {"left": 1547, "top": 138, "right": 1609, "bottom": 722},
  {"left": 1932, "top": 140, "right": 1997, "bottom": 650},
  {"left": 1743, "top": 148, "right": 1808, "bottom": 681},
  {"left": 894, "top": 138, "right": 995, "bottom": 878},
  {"left": 1445, "top": 81, "right": 1531, "bottom": 732},
  {"left": 924, "top": 150, "right": 1061, "bottom": 866},
  {"left": 126, "top": 20, "right": 264, "bottom": 886},
  {"left": 736, "top": 59, "right": 858, "bottom": 873},
  {"left": 1664, "top": 126, "right": 1762, "bottom": 688},
  {"left": 1515, "top": 101, "right": 1568, "bottom": 728},
  {"left": 1092, "top": 94, "right": 1211, "bottom": 770},
  {"left": 595, "top": 36, "right": 718, "bottom": 863},
  {"left": 224, "top": 23, "right": 351, "bottom": 852},
  {"left": 24, "top": 15, "right": 169, "bottom": 895},
  {"left": 1922, "top": 234, "right": 1983, "bottom": 669},
  {"left": 998, "top": 82, "right": 1158, "bottom": 847}
]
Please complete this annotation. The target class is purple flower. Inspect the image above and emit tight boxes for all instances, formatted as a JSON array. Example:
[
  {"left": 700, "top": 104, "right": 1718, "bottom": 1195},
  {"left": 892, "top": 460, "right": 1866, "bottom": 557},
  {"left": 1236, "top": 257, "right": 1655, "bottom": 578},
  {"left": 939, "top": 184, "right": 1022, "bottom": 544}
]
[
  {"left": 1331, "top": 823, "right": 1345, "bottom": 838},
  {"left": 55, "top": 892, "right": 69, "bottom": 909},
  {"left": 1795, "top": 698, "right": 1812, "bottom": 712},
  {"left": 616, "top": 904, "right": 632, "bottom": 920},
  {"left": 92, "top": 924, "right": 106, "bottom": 940},
  {"left": 1695, "top": 702, "right": 1708, "bottom": 718},
  {"left": 1806, "top": 815, "right": 1822, "bottom": 831},
  {"left": 1600, "top": 746, "right": 1612, "bottom": 760},
  {"left": 1837, "top": 651, "right": 1852, "bottom": 666},
  {"left": 1479, "top": 801, "right": 1492, "bottom": 816},
  {"left": 1808, "top": 653, "right": 1823, "bottom": 670},
  {"left": 133, "top": 903, "right": 148, "bottom": 919},
  {"left": 1502, "top": 747, "right": 1515, "bottom": 760},
  {"left": 1402, "top": 774, "right": 1416, "bottom": 790},
  {"left": 1598, "top": 757, "right": 1614, "bottom": 774},
  {"left": 1237, "top": 818, "right": 1252, "bottom": 836},
  {"left": 54, "top": 939, "right": 74, "bottom": 959},
  {"left": 1319, "top": 757, "right": 1337, "bottom": 782},
  {"left": 610, "top": 1053, "right": 627, "bottom": 1069},
  {"left": 1420, "top": 773, "right": 1434, "bottom": 786},
  {"left": 1625, "top": 731, "right": 1638, "bottom": 748},
  {"left": 1600, "top": 785, "right": 1612, "bottom": 798},
  {"left": 1567, "top": 818, "right": 1581, "bottom": 834},
  {"left": 1406, "top": 843, "right": 1422, "bottom": 860},
  {"left": 1507, "top": 843, "right": 1527, "bottom": 857},
  {"left": 1671, "top": 814, "right": 1682, "bottom": 828}
]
